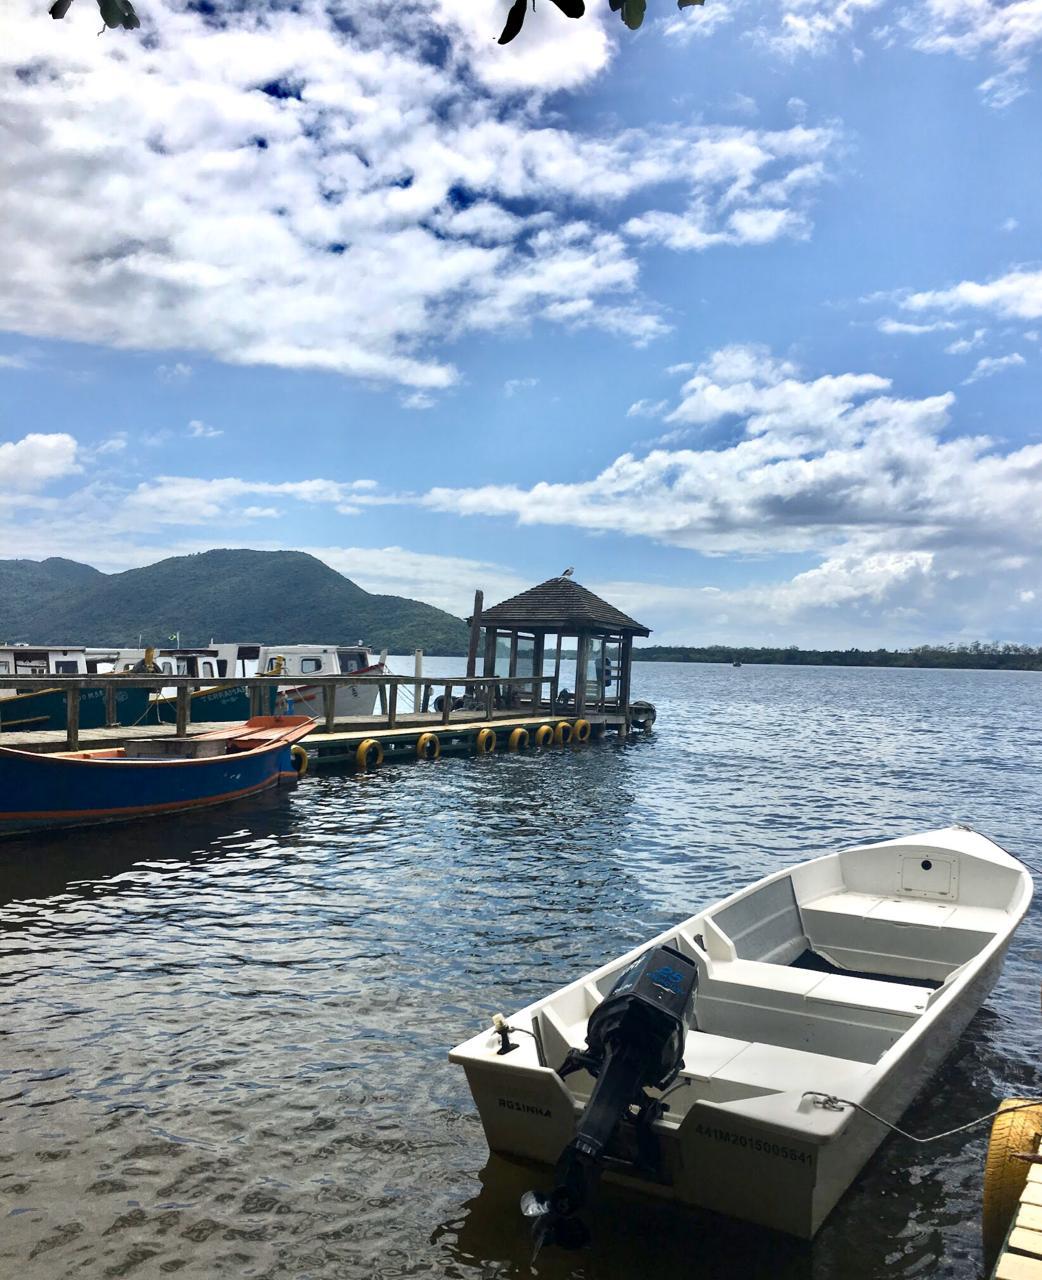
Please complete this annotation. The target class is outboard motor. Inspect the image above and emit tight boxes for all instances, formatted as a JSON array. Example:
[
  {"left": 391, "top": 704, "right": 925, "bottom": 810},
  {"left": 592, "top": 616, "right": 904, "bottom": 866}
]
[{"left": 521, "top": 943, "right": 697, "bottom": 1255}]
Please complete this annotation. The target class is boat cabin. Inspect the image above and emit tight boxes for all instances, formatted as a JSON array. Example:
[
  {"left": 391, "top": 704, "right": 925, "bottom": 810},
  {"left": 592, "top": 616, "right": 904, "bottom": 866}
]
[
  {"left": 0, "top": 646, "right": 93, "bottom": 699},
  {"left": 258, "top": 645, "right": 379, "bottom": 679}
]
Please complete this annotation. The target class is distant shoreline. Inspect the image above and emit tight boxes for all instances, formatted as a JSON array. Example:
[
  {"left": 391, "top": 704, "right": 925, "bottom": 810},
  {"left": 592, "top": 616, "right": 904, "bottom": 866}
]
[{"left": 631, "top": 646, "right": 1042, "bottom": 672}]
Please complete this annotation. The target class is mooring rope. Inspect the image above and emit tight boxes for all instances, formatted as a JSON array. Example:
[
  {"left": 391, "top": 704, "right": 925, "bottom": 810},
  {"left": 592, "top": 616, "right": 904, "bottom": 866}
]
[{"left": 802, "top": 1093, "right": 1042, "bottom": 1144}]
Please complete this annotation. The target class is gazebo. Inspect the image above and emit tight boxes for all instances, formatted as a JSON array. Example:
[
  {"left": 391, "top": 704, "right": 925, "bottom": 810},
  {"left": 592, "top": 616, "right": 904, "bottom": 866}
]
[{"left": 466, "top": 575, "right": 650, "bottom": 724}]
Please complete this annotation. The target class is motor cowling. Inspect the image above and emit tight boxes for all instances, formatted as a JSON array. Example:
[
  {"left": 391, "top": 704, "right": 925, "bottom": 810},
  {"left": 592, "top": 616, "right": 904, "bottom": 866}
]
[{"left": 522, "top": 943, "right": 698, "bottom": 1255}]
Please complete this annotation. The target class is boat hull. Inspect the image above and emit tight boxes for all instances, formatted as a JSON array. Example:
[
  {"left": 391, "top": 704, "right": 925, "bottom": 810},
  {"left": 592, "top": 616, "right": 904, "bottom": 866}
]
[
  {"left": 451, "top": 829, "right": 1032, "bottom": 1239},
  {"left": 0, "top": 718, "right": 313, "bottom": 837},
  {"left": 0, "top": 686, "right": 150, "bottom": 732}
]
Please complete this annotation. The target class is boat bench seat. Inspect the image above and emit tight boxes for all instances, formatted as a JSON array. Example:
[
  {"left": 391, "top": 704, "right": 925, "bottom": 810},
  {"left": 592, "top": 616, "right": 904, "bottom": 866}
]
[
  {"left": 704, "top": 958, "right": 931, "bottom": 1018},
  {"left": 697, "top": 1039, "right": 871, "bottom": 1095}
]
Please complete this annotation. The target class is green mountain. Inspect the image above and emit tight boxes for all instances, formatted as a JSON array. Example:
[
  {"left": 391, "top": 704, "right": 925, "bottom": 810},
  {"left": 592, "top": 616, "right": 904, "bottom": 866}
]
[{"left": 0, "top": 549, "right": 469, "bottom": 655}]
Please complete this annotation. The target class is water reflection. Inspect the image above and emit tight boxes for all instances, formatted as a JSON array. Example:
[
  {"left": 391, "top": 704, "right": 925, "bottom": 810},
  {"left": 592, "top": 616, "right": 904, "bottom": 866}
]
[{"left": 0, "top": 661, "right": 1039, "bottom": 1278}]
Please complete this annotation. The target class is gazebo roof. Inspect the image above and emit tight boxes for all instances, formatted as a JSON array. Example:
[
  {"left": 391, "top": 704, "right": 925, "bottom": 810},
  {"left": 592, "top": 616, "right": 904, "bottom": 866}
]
[{"left": 472, "top": 576, "right": 651, "bottom": 637}]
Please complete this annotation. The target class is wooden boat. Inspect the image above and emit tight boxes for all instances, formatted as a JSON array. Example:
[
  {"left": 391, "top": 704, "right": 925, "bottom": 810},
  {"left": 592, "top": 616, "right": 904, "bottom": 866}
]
[
  {"left": 149, "top": 644, "right": 385, "bottom": 723},
  {"left": 450, "top": 828, "right": 1032, "bottom": 1244},
  {"left": 0, "top": 646, "right": 149, "bottom": 732},
  {"left": 0, "top": 716, "right": 315, "bottom": 837}
]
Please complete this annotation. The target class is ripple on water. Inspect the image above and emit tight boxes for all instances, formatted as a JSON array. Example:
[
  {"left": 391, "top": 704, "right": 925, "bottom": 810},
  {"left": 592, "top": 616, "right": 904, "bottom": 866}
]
[{"left": 1, "top": 661, "right": 1041, "bottom": 1278}]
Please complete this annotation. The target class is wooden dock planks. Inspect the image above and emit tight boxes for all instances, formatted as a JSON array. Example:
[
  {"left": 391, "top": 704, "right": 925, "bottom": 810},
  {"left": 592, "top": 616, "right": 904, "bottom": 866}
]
[{"left": 994, "top": 1163, "right": 1042, "bottom": 1277}]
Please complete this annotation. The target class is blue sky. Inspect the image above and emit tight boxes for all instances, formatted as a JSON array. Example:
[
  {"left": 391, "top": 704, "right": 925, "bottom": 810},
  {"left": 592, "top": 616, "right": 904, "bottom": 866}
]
[{"left": 1, "top": 0, "right": 1040, "bottom": 645}]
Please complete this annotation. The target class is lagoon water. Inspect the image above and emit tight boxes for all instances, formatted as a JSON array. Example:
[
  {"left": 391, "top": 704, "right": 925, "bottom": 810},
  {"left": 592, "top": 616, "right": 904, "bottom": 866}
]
[{"left": 2, "top": 660, "right": 1041, "bottom": 1279}]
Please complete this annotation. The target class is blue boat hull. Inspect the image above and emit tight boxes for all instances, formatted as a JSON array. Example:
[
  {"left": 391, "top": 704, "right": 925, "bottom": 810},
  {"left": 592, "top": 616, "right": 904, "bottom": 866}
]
[
  {"left": 0, "top": 686, "right": 151, "bottom": 732},
  {"left": 150, "top": 684, "right": 274, "bottom": 723},
  {"left": 0, "top": 736, "right": 301, "bottom": 837}
]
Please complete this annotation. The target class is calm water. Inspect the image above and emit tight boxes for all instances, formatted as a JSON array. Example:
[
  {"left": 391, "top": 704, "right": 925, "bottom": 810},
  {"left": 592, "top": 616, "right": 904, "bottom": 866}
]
[{"left": 2, "top": 662, "right": 1041, "bottom": 1279}]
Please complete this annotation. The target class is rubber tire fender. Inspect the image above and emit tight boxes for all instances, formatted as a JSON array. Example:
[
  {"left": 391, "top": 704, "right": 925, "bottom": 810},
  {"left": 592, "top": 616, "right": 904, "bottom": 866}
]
[
  {"left": 416, "top": 732, "right": 440, "bottom": 760},
  {"left": 475, "top": 727, "right": 496, "bottom": 755},
  {"left": 355, "top": 738, "right": 384, "bottom": 769},
  {"left": 982, "top": 1098, "right": 1042, "bottom": 1264},
  {"left": 554, "top": 720, "right": 573, "bottom": 745},
  {"left": 290, "top": 744, "right": 309, "bottom": 776},
  {"left": 508, "top": 727, "right": 529, "bottom": 751},
  {"left": 573, "top": 719, "right": 592, "bottom": 743}
]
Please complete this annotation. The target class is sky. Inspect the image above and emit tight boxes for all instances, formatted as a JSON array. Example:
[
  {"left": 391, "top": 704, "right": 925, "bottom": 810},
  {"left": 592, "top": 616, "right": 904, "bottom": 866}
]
[{"left": 0, "top": 0, "right": 1040, "bottom": 647}]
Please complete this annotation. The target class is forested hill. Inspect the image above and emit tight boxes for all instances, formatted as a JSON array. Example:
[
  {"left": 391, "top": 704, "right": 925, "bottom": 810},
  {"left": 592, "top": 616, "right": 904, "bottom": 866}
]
[
  {"left": 0, "top": 550, "right": 470, "bottom": 654},
  {"left": 633, "top": 644, "right": 1042, "bottom": 671}
]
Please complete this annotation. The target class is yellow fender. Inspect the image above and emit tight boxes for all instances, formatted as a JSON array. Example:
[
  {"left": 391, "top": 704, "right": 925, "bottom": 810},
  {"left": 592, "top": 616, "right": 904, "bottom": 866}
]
[
  {"left": 983, "top": 1099, "right": 1042, "bottom": 1263},
  {"left": 508, "top": 727, "right": 529, "bottom": 751},
  {"left": 475, "top": 727, "right": 496, "bottom": 755},
  {"left": 554, "top": 720, "right": 573, "bottom": 745},
  {"left": 416, "top": 732, "right": 440, "bottom": 760},
  {"left": 356, "top": 738, "right": 384, "bottom": 769},
  {"left": 290, "top": 744, "right": 309, "bottom": 776},
  {"left": 573, "top": 719, "right": 592, "bottom": 743},
  {"left": 534, "top": 724, "right": 554, "bottom": 747}
]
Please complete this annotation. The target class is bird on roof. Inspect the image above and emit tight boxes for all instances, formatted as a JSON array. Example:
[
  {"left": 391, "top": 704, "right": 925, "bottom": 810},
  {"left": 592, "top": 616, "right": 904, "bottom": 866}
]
[{"left": 560, "top": 567, "right": 574, "bottom": 579}]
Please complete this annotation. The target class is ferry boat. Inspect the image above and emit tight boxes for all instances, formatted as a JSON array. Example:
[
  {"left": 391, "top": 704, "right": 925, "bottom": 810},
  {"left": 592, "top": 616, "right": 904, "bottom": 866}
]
[
  {"left": 150, "top": 643, "right": 386, "bottom": 723},
  {"left": 450, "top": 827, "right": 1032, "bottom": 1245},
  {"left": 0, "top": 646, "right": 149, "bottom": 732}
]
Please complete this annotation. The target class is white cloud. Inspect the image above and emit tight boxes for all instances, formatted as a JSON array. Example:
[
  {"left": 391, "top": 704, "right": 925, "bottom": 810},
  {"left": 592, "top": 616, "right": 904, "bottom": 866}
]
[
  {"left": 401, "top": 392, "right": 436, "bottom": 411},
  {"left": 905, "top": 269, "right": 1042, "bottom": 321},
  {"left": 1002, "top": 217, "right": 1020, "bottom": 233},
  {"left": 187, "top": 419, "right": 223, "bottom": 439},
  {"left": 945, "top": 328, "right": 987, "bottom": 355},
  {"left": 121, "top": 475, "right": 377, "bottom": 525},
  {"left": 962, "top": 352, "right": 1026, "bottom": 383},
  {"left": 504, "top": 377, "right": 539, "bottom": 397},
  {"left": 0, "top": 354, "right": 32, "bottom": 370},
  {"left": 0, "top": 433, "right": 81, "bottom": 494},
  {"left": 903, "top": 0, "right": 1042, "bottom": 106},
  {"left": 876, "top": 317, "right": 958, "bottom": 335},
  {"left": 0, "top": 1, "right": 838, "bottom": 391},
  {"left": 627, "top": 398, "right": 669, "bottom": 418}
]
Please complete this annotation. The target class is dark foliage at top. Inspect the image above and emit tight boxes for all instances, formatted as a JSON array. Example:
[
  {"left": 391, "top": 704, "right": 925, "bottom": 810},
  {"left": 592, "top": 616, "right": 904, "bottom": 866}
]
[
  {"left": 49, "top": 0, "right": 140, "bottom": 29},
  {"left": 0, "top": 549, "right": 470, "bottom": 654},
  {"left": 498, "top": 0, "right": 704, "bottom": 44}
]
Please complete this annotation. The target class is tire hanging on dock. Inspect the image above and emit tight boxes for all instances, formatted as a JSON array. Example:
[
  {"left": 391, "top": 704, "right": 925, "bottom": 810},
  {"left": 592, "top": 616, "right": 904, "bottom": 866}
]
[
  {"left": 554, "top": 721, "right": 573, "bottom": 745},
  {"left": 290, "top": 744, "right": 309, "bottom": 775},
  {"left": 475, "top": 727, "right": 497, "bottom": 755},
  {"left": 535, "top": 724, "right": 554, "bottom": 747},
  {"left": 982, "top": 1098, "right": 1042, "bottom": 1263},
  {"left": 508, "top": 727, "right": 530, "bottom": 751},
  {"left": 416, "top": 732, "right": 440, "bottom": 760},
  {"left": 573, "top": 719, "right": 591, "bottom": 743},
  {"left": 355, "top": 738, "right": 384, "bottom": 769}
]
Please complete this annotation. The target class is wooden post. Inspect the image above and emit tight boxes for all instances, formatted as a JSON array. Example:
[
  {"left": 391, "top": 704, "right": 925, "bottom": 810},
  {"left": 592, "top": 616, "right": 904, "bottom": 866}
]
[
  {"left": 176, "top": 685, "right": 190, "bottom": 737},
  {"left": 596, "top": 636, "right": 607, "bottom": 713},
  {"left": 485, "top": 681, "right": 494, "bottom": 720},
  {"left": 441, "top": 682, "right": 452, "bottom": 725},
  {"left": 619, "top": 633, "right": 633, "bottom": 732},
  {"left": 531, "top": 634, "right": 545, "bottom": 709},
  {"left": 508, "top": 632, "right": 519, "bottom": 677},
  {"left": 483, "top": 626, "right": 498, "bottom": 678},
  {"left": 466, "top": 591, "right": 483, "bottom": 679},
  {"left": 388, "top": 681, "right": 398, "bottom": 729},
  {"left": 377, "top": 679, "right": 388, "bottom": 717},
  {"left": 66, "top": 685, "right": 80, "bottom": 751},
  {"left": 553, "top": 633, "right": 563, "bottom": 697},
  {"left": 104, "top": 681, "right": 117, "bottom": 726},
  {"left": 574, "top": 633, "right": 590, "bottom": 716},
  {"left": 324, "top": 684, "right": 336, "bottom": 734},
  {"left": 549, "top": 671, "right": 559, "bottom": 714},
  {"left": 413, "top": 649, "right": 423, "bottom": 711}
]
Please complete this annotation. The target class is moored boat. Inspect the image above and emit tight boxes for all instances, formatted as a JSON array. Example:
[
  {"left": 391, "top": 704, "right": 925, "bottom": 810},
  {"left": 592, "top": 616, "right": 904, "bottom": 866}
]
[
  {"left": 450, "top": 827, "right": 1032, "bottom": 1244},
  {"left": 0, "top": 715, "right": 315, "bottom": 837},
  {"left": 0, "top": 646, "right": 149, "bottom": 732}
]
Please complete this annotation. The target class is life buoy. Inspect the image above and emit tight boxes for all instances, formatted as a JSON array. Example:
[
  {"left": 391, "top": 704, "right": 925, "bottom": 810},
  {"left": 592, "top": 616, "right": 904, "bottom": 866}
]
[
  {"left": 554, "top": 720, "right": 573, "bottom": 745},
  {"left": 290, "top": 744, "right": 309, "bottom": 776},
  {"left": 475, "top": 727, "right": 496, "bottom": 755},
  {"left": 573, "top": 719, "right": 592, "bottom": 743},
  {"left": 355, "top": 738, "right": 383, "bottom": 769},
  {"left": 982, "top": 1099, "right": 1042, "bottom": 1262},
  {"left": 416, "top": 732, "right": 440, "bottom": 760},
  {"left": 508, "top": 727, "right": 529, "bottom": 751},
  {"left": 534, "top": 724, "right": 554, "bottom": 747}
]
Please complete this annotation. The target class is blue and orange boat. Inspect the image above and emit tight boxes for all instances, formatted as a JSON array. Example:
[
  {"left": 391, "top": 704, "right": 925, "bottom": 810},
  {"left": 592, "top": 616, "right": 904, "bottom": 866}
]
[{"left": 0, "top": 715, "right": 315, "bottom": 837}]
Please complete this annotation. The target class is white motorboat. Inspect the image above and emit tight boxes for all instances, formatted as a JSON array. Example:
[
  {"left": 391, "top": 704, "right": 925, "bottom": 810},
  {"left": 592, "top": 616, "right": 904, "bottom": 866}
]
[{"left": 450, "top": 827, "right": 1032, "bottom": 1244}]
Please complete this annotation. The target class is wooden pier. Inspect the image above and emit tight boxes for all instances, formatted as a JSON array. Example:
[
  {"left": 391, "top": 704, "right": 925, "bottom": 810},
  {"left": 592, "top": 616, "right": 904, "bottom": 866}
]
[{"left": 0, "top": 672, "right": 642, "bottom": 768}]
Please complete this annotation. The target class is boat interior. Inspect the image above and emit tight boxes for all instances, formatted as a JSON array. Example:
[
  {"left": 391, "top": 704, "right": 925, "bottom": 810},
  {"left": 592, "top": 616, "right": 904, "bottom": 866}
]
[
  {"left": 51, "top": 717, "right": 315, "bottom": 762},
  {"left": 531, "top": 840, "right": 1026, "bottom": 1117}
]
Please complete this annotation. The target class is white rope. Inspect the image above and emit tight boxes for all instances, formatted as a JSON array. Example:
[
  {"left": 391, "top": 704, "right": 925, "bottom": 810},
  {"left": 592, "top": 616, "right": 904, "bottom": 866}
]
[{"left": 802, "top": 1093, "right": 1042, "bottom": 1144}]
